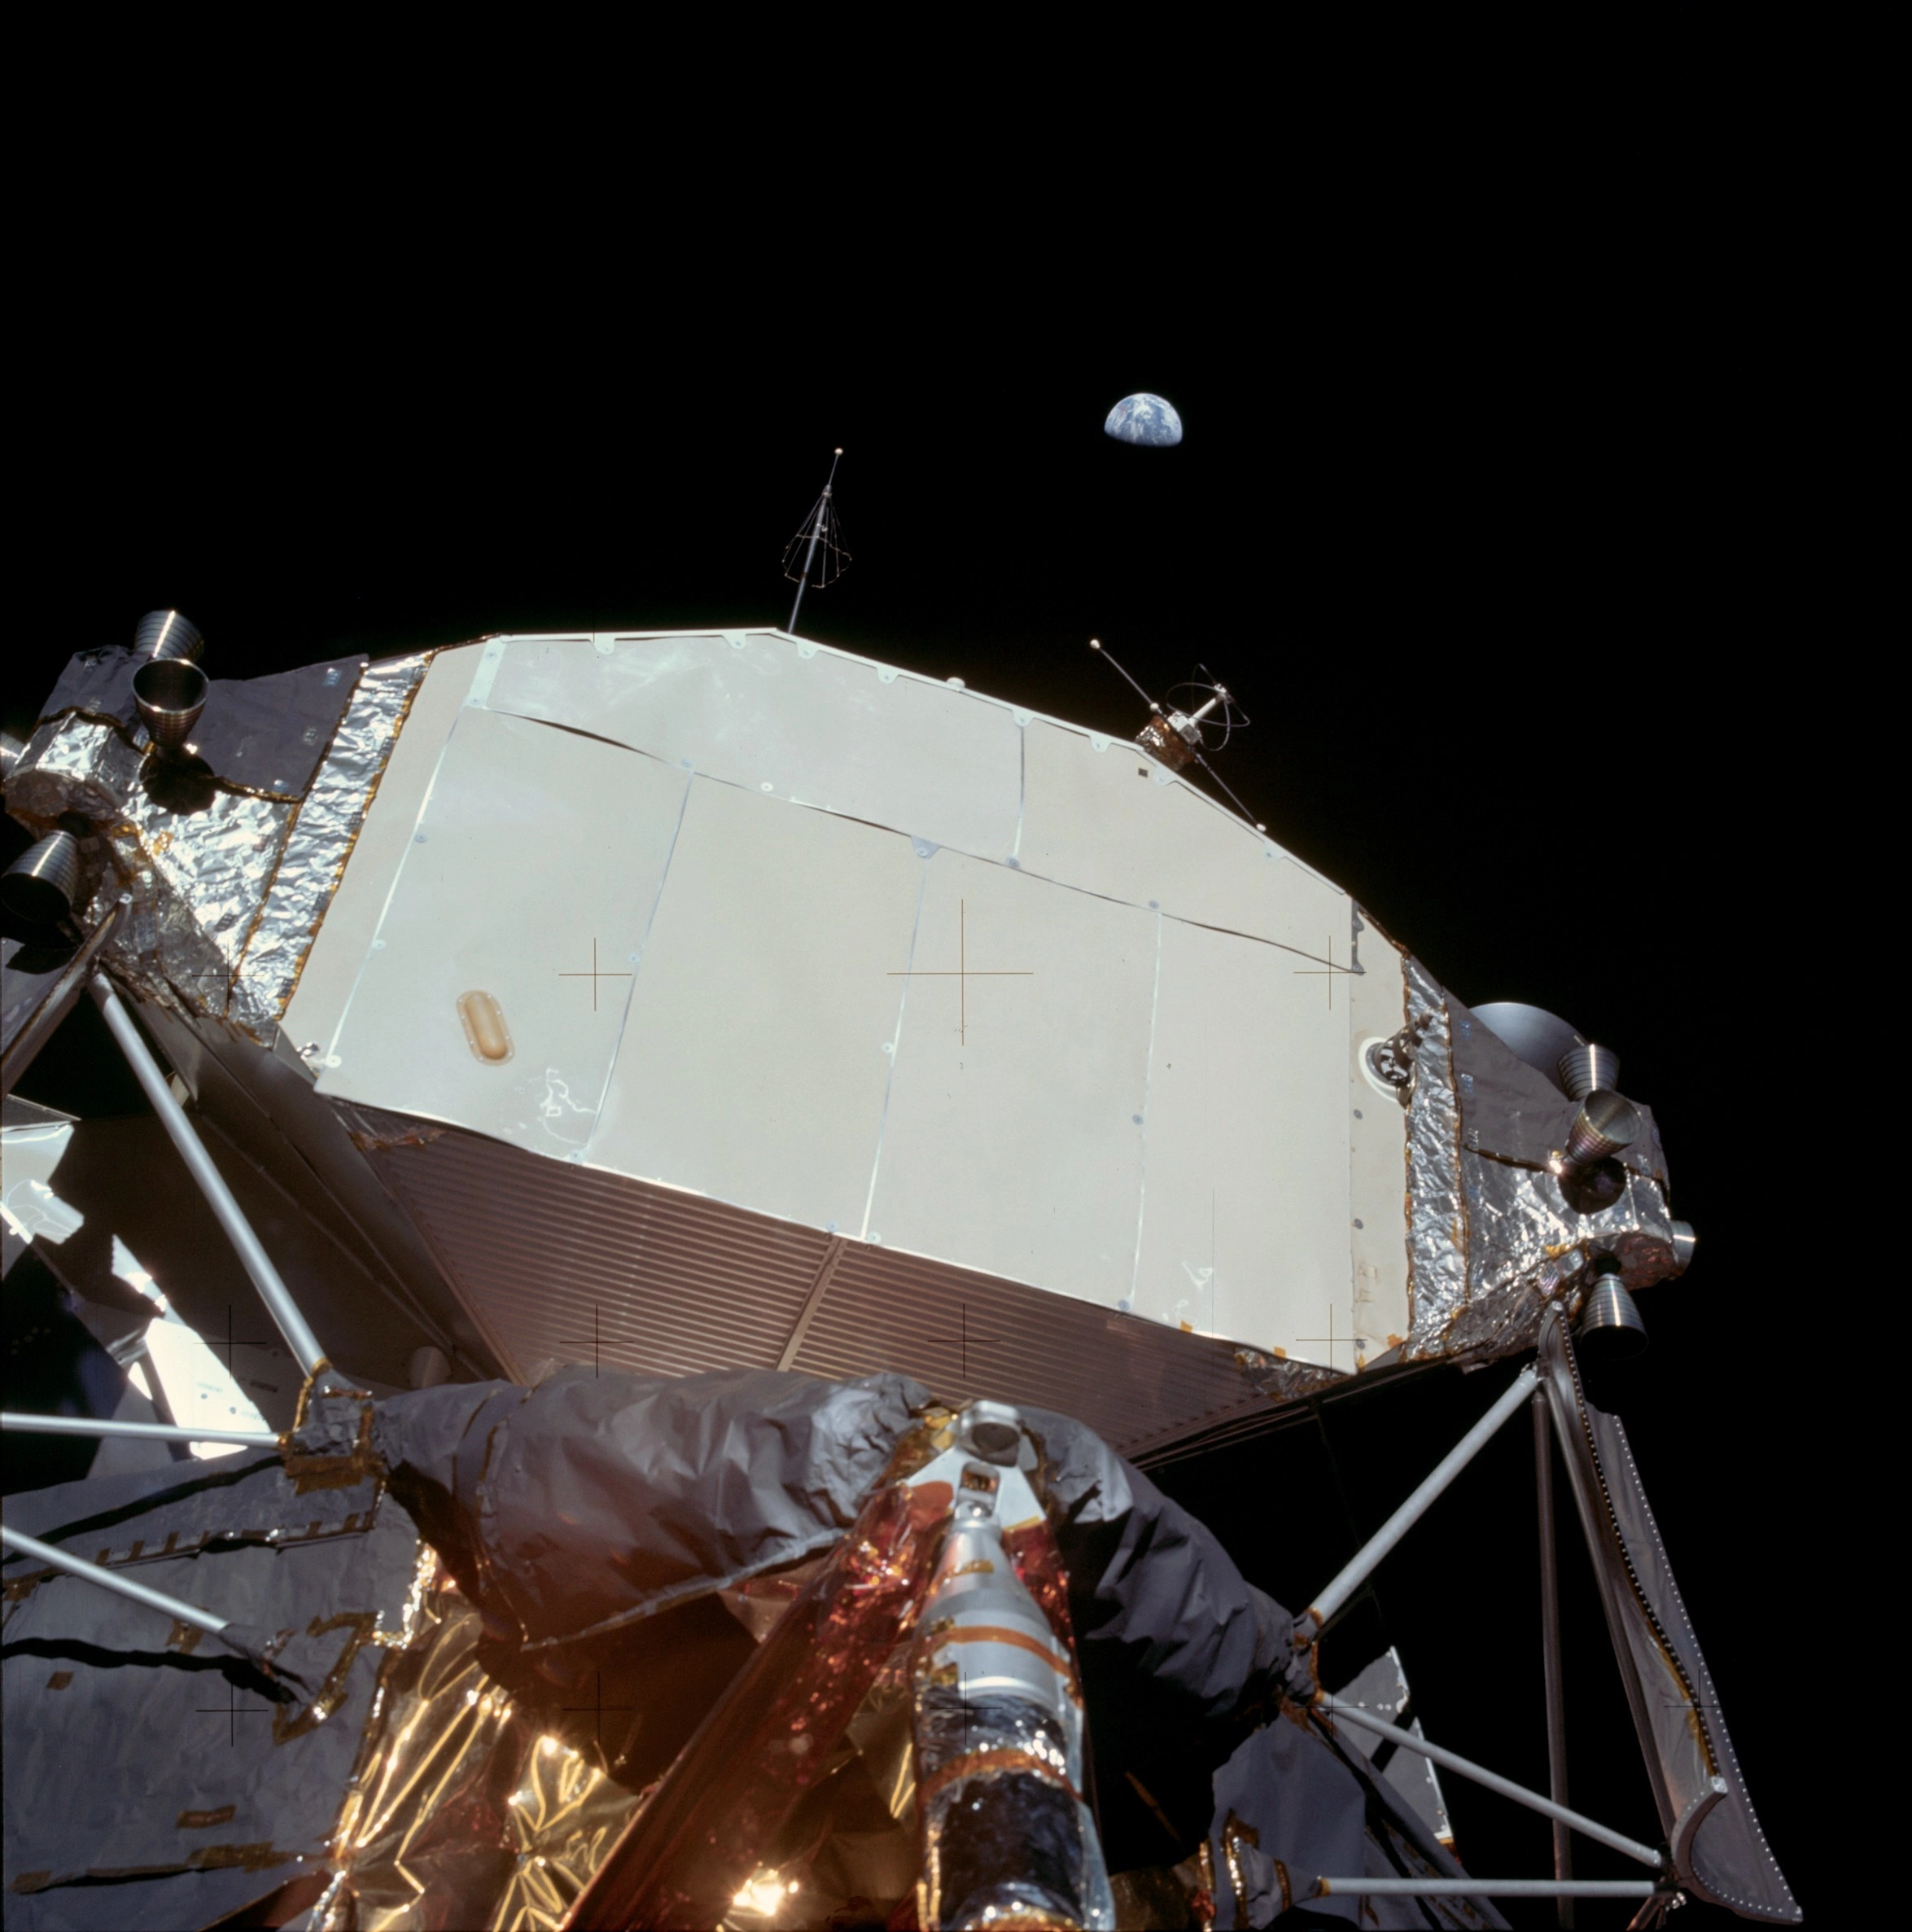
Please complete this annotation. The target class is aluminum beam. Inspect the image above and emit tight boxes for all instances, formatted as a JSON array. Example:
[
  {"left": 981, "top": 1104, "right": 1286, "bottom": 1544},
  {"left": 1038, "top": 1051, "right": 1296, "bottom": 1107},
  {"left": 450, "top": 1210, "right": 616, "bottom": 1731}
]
[
  {"left": 1317, "top": 1700, "right": 1663, "bottom": 1869},
  {"left": 90, "top": 979, "right": 328, "bottom": 1378},
  {"left": 2, "top": 1411, "right": 278, "bottom": 1448},
  {"left": 1306, "top": 1365, "right": 1538, "bottom": 1632}
]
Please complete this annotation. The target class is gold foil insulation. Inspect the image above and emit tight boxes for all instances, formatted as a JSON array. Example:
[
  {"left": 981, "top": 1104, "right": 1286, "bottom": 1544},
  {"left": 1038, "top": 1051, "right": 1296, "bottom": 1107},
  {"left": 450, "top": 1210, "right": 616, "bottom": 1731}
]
[
  {"left": 316, "top": 1558, "right": 639, "bottom": 1932},
  {"left": 564, "top": 1473, "right": 955, "bottom": 1929}
]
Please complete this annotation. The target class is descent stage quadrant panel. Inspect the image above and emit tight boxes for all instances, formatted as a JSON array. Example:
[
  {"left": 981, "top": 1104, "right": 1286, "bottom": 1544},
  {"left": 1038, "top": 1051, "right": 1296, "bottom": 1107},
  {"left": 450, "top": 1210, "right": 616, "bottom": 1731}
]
[
  {"left": 317, "top": 703, "right": 689, "bottom": 1158},
  {"left": 585, "top": 776, "right": 921, "bottom": 1233},
  {"left": 479, "top": 629, "right": 1025, "bottom": 864}
]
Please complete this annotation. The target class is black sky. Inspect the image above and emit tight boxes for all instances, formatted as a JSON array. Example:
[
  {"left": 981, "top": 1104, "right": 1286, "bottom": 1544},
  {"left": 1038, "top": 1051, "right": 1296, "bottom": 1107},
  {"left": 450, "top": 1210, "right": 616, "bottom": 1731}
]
[{"left": 7, "top": 43, "right": 1841, "bottom": 1917}]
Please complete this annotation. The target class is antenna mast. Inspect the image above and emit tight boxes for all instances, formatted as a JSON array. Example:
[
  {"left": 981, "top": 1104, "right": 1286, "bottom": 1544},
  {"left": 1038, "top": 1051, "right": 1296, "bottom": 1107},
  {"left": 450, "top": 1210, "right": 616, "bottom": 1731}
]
[
  {"left": 784, "top": 449, "right": 847, "bottom": 635},
  {"left": 1088, "top": 639, "right": 1265, "bottom": 831}
]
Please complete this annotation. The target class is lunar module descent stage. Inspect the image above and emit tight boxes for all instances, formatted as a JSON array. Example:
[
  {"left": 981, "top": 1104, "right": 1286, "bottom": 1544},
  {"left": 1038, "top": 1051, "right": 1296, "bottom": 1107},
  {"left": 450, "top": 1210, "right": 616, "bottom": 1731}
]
[{"left": 0, "top": 617, "right": 1796, "bottom": 1928}]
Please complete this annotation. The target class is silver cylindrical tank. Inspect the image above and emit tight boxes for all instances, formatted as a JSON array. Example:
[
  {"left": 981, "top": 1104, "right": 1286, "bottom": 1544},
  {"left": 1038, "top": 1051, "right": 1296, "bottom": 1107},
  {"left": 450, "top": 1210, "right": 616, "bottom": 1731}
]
[{"left": 912, "top": 1484, "right": 1114, "bottom": 1930}]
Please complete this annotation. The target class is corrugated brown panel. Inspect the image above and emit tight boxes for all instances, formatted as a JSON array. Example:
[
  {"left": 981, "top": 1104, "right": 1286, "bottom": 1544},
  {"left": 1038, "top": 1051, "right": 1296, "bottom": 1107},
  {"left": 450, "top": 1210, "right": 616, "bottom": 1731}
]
[
  {"left": 370, "top": 1128, "right": 832, "bottom": 1382},
  {"left": 370, "top": 1125, "right": 1271, "bottom": 1453},
  {"left": 792, "top": 1243, "right": 1264, "bottom": 1454}
]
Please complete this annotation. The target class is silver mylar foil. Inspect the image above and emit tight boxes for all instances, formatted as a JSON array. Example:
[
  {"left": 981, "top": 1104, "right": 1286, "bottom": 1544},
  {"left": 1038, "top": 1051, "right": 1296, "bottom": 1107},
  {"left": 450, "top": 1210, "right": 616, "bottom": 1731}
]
[
  {"left": 230, "top": 651, "right": 430, "bottom": 1034},
  {"left": 1233, "top": 1347, "right": 1344, "bottom": 1405},
  {"left": 7, "top": 712, "right": 144, "bottom": 827},
  {"left": 7, "top": 711, "right": 270, "bottom": 1019},
  {"left": 7, "top": 653, "right": 429, "bottom": 1041},
  {"left": 1403, "top": 955, "right": 1471, "bottom": 1356},
  {"left": 102, "top": 784, "right": 297, "bottom": 1025},
  {"left": 1443, "top": 1159, "right": 1678, "bottom": 1360},
  {"left": 1402, "top": 954, "right": 1682, "bottom": 1364}
]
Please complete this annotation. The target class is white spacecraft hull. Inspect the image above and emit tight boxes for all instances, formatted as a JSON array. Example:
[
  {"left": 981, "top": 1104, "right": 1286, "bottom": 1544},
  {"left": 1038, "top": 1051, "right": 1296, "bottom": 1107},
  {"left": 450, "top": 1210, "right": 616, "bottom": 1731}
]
[{"left": 10, "top": 626, "right": 1682, "bottom": 1452}]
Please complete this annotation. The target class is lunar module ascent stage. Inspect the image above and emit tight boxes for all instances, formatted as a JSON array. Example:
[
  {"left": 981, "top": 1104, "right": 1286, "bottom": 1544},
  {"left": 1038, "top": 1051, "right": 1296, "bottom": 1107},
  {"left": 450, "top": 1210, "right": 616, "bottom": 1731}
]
[{"left": 0, "top": 612, "right": 1796, "bottom": 1929}]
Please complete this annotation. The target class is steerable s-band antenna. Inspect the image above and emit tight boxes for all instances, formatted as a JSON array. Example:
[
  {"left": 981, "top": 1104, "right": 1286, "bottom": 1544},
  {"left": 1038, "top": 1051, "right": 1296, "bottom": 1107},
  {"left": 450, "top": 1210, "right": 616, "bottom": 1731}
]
[{"left": 1088, "top": 639, "right": 1264, "bottom": 831}]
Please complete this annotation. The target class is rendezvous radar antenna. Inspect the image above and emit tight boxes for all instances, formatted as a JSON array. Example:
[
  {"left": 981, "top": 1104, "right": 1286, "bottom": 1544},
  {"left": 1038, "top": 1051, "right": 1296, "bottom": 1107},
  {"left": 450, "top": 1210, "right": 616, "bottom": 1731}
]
[
  {"left": 782, "top": 449, "right": 851, "bottom": 635},
  {"left": 1088, "top": 638, "right": 1265, "bottom": 831}
]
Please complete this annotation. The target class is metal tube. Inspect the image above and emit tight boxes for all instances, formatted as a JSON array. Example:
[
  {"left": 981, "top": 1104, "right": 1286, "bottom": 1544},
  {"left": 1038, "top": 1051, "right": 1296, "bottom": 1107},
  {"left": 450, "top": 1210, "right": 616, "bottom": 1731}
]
[
  {"left": 1535, "top": 1387, "right": 1574, "bottom": 1926},
  {"left": 786, "top": 503, "right": 825, "bottom": 634},
  {"left": 89, "top": 979, "right": 328, "bottom": 1378},
  {"left": 1, "top": 1522, "right": 228, "bottom": 1637},
  {"left": 1306, "top": 1365, "right": 1538, "bottom": 1632},
  {"left": 1313, "top": 1879, "right": 1656, "bottom": 1900},
  {"left": 1317, "top": 1701, "right": 1664, "bottom": 1869},
  {"left": 785, "top": 449, "right": 842, "bottom": 636},
  {"left": 2, "top": 1411, "right": 278, "bottom": 1448}
]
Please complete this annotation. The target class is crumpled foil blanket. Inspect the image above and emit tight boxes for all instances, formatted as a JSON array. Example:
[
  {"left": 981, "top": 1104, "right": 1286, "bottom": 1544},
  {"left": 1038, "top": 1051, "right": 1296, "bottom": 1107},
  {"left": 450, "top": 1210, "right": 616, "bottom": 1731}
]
[
  {"left": 315, "top": 1554, "right": 640, "bottom": 1932},
  {"left": 8, "top": 652, "right": 428, "bottom": 1040},
  {"left": 1402, "top": 954, "right": 1680, "bottom": 1365}
]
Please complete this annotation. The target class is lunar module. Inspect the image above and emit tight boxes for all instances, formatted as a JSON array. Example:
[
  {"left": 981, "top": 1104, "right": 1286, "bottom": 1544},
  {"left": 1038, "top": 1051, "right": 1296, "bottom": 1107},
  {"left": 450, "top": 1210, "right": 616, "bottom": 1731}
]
[{"left": 0, "top": 609, "right": 1796, "bottom": 1928}]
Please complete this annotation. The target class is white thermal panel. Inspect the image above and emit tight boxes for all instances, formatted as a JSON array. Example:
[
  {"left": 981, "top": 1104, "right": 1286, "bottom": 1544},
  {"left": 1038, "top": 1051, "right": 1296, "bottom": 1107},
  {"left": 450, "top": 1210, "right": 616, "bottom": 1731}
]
[
  {"left": 586, "top": 778, "right": 921, "bottom": 1233},
  {"left": 1135, "top": 916, "right": 1353, "bottom": 1361},
  {"left": 868, "top": 852, "right": 1156, "bottom": 1308},
  {"left": 297, "top": 632, "right": 1392, "bottom": 1373},
  {"left": 1347, "top": 935, "right": 1412, "bottom": 1356},
  {"left": 283, "top": 642, "right": 483, "bottom": 1055},
  {"left": 1016, "top": 719, "right": 1348, "bottom": 953},
  {"left": 479, "top": 630, "right": 1025, "bottom": 865},
  {"left": 317, "top": 707, "right": 689, "bottom": 1158}
]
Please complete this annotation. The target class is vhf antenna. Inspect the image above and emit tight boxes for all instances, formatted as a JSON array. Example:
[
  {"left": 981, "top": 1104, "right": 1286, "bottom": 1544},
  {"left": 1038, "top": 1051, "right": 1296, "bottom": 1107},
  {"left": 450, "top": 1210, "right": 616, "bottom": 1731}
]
[
  {"left": 1088, "top": 639, "right": 1265, "bottom": 831},
  {"left": 783, "top": 449, "right": 849, "bottom": 635}
]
